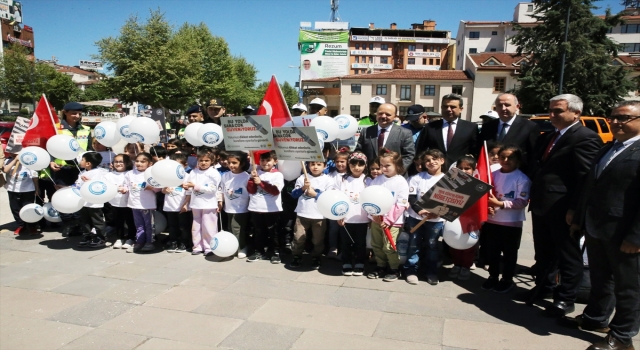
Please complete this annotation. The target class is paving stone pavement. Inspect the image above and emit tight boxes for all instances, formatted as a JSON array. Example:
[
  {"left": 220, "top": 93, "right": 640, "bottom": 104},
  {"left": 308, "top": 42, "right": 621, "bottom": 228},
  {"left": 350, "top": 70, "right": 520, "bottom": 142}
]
[{"left": 1, "top": 188, "right": 638, "bottom": 350}]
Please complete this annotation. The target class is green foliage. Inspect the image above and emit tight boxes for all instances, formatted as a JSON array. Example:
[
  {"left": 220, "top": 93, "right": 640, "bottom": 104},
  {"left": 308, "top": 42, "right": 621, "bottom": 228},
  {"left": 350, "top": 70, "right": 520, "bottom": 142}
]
[
  {"left": 281, "top": 81, "right": 299, "bottom": 109},
  {"left": 511, "top": 0, "right": 635, "bottom": 115}
]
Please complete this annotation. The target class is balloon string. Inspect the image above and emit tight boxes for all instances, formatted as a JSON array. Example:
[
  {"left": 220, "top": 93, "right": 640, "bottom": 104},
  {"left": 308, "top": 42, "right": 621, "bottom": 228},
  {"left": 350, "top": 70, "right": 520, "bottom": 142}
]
[
  {"left": 152, "top": 146, "right": 158, "bottom": 159},
  {"left": 218, "top": 209, "right": 223, "bottom": 232},
  {"left": 342, "top": 224, "right": 355, "bottom": 244}
]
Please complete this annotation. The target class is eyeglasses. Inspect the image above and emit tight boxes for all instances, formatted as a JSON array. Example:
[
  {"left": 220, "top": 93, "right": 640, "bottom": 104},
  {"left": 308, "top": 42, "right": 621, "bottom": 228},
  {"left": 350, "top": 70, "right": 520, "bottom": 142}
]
[
  {"left": 606, "top": 115, "right": 640, "bottom": 123},
  {"left": 113, "top": 161, "right": 125, "bottom": 164}
]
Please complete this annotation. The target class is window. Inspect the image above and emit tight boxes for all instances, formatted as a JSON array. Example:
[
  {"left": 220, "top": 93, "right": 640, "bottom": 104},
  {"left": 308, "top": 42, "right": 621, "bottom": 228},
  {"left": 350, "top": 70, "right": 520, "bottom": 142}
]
[
  {"left": 429, "top": 58, "right": 434, "bottom": 65},
  {"left": 381, "top": 44, "right": 388, "bottom": 50},
  {"left": 376, "top": 84, "right": 387, "bottom": 95},
  {"left": 527, "top": 4, "right": 533, "bottom": 11},
  {"left": 381, "top": 57, "right": 388, "bottom": 64},
  {"left": 491, "top": 31, "right": 498, "bottom": 35},
  {"left": 355, "top": 43, "right": 360, "bottom": 49},
  {"left": 469, "top": 48, "right": 478, "bottom": 53},
  {"left": 452, "top": 85, "right": 463, "bottom": 95},
  {"left": 354, "top": 56, "right": 359, "bottom": 63},
  {"left": 493, "top": 77, "right": 506, "bottom": 92},
  {"left": 490, "top": 48, "right": 497, "bottom": 52},
  {"left": 622, "top": 43, "right": 640, "bottom": 52},
  {"left": 597, "top": 119, "right": 610, "bottom": 133},
  {"left": 399, "top": 106, "right": 408, "bottom": 116},
  {"left": 436, "top": 59, "right": 440, "bottom": 65},
  {"left": 368, "top": 56, "right": 373, "bottom": 63},
  {"left": 408, "top": 58, "right": 415, "bottom": 65},
  {"left": 430, "top": 45, "right": 435, "bottom": 52},
  {"left": 354, "top": 70, "right": 359, "bottom": 75},
  {"left": 425, "top": 107, "right": 435, "bottom": 112},
  {"left": 351, "top": 84, "right": 361, "bottom": 94},
  {"left": 423, "top": 58, "right": 427, "bottom": 65},
  {"left": 423, "top": 44, "right": 429, "bottom": 51},
  {"left": 423, "top": 85, "right": 436, "bottom": 96},
  {"left": 583, "top": 119, "right": 598, "bottom": 133},
  {"left": 408, "top": 44, "right": 416, "bottom": 51},
  {"left": 400, "top": 85, "right": 412, "bottom": 100},
  {"left": 369, "top": 43, "right": 374, "bottom": 50},
  {"left": 622, "top": 24, "right": 639, "bottom": 33},
  {"left": 469, "top": 31, "right": 480, "bottom": 39},
  {"left": 350, "top": 105, "right": 360, "bottom": 119}
]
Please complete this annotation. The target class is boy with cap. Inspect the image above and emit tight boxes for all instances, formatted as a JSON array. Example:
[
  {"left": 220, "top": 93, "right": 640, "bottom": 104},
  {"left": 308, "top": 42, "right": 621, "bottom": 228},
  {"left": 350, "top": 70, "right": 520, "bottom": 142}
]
[
  {"left": 402, "top": 105, "right": 428, "bottom": 144},
  {"left": 291, "top": 103, "right": 307, "bottom": 117},
  {"left": 309, "top": 98, "right": 327, "bottom": 116}
]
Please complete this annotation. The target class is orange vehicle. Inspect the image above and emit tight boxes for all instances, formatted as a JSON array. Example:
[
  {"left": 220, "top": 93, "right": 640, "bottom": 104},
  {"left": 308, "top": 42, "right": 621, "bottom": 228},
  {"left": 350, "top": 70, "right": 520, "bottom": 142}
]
[{"left": 529, "top": 115, "right": 613, "bottom": 143}]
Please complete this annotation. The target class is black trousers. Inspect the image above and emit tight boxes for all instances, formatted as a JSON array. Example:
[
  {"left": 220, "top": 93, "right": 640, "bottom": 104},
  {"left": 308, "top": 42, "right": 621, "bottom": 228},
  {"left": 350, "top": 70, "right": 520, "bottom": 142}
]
[
  {"left": 582, "top": 234, "right": 640, "bottom": 343},
  {"left": 340, "top": 223, "right": 368, "bottom": 265},
  {"left": 251, "top": 212, "right": 280, "bottom": 253},
  {"left": 111, "top": 206, "right": 136, "bottom": 241},
  {"left": 8, "top": 191, "right": 36, "bottom": 228},
  {"left": 484, "top": 222, "right": 523, "bottom": 281},
  {"left": 166, "top": 211, "right": 192, "bottom": 247},
  {"left": 532, "top": 212, "right": 584, "bottom": 302},
  {"left": 80, "top": 207, "right": 106, "bottom": 239}
]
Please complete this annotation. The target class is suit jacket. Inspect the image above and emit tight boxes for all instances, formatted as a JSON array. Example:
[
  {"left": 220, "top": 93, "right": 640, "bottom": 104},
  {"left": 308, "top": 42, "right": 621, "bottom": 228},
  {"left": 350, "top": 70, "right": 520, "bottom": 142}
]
[
  {"left": 528, "top": 123, "right": 603, "bottom": 217},
  {"left": 415, "top": 118, "right": 479, "bottom": 168},
  {"left": 355, "top": 124, "right": 415, "bottom": 171},
  {"left": 478, "top": 116, "right": 540, "bottom": 173},
  {"left": 574, "top": 139, "right": 640, "bottom": 245}
]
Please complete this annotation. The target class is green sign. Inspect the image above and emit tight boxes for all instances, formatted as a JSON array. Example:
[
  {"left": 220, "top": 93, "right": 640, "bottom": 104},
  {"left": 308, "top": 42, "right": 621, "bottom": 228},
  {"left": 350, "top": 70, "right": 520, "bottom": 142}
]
[{"left": 298, "top": 30, "right": 348, "bottom": 43}]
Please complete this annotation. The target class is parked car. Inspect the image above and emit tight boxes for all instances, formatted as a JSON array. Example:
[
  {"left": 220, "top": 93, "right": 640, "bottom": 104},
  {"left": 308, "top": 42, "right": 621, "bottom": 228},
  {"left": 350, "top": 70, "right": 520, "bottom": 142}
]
[
  {"left": 529, "top": 115, "right": 613, "bottom": 143},
  {"left": 0, "top": 121, "right": 15, "bottom": 158}
]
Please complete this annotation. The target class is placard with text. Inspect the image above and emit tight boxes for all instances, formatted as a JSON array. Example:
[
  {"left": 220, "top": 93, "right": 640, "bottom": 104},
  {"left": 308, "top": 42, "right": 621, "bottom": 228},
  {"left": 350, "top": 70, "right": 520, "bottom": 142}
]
[
  {"left": 221, "top": 115, "right": 274, "bottom": 151},
  {"left": 272, "top": 126, "right": 324, "bottom": 161}
]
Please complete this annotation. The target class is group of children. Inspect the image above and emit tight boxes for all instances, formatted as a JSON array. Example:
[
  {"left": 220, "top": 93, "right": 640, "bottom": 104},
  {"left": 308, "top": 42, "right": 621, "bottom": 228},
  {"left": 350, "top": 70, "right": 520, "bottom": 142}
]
[{"left": 4, "top": 137, "right": 532, "bottom": 289}]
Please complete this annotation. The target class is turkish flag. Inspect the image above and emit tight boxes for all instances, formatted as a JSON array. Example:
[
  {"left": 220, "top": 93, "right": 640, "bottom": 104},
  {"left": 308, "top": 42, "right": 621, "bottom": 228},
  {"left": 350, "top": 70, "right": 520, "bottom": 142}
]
[
  {"left": 458, "top": 144, "right": 490, "bottom": 237},
  {"left": 21, "top": 94, "right": 59, "bottom": 149},
  {"left": 254, "top": 75, "right": 293, "bottom": 163}
]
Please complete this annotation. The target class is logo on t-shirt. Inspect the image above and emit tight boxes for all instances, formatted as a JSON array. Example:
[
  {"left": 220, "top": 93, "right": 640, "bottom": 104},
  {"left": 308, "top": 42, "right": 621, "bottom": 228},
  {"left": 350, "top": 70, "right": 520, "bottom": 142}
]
[
  {"left": 503, "top": 191, "right": 515, "bottom": 199},
  {"left": 226, "top": 188, "right": 243, "bottom": 200}
]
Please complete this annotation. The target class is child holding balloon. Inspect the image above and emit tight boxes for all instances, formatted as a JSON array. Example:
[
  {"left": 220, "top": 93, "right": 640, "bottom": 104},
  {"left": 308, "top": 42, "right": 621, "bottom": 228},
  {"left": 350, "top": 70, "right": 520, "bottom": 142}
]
[
  {"left": 217, "top": 151, "right": 251, "bottom": 258},
  {"left": 337, "top": 151, "right": 369, "bottom": 276},
  {"left": 75, "top": 152, "right": 108, "bottom": 248},
  {"left": 367, "top": 149, "right": 409, "bottom": 282},
  {"left": 182, "top": 148, "right": 221, "bottom": 256},
  {"left": 104, "top": 154, "right": 136, "bottom": 249},
  {"left": 122, "top": 152, "right": 157, "bottom": 253},
  {"left": 327, "top": 147, "right": 350, "bottom": 258},
  {"left": 3, "top": 153, "right": 39, "bottom": 235}
]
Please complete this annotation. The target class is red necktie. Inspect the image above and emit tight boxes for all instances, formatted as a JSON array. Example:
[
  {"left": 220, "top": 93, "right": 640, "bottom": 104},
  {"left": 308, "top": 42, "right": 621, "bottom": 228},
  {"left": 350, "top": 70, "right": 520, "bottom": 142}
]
[
  {"left": 543, "top": 131, "right": 560, "bottom": 161},
  {"left": 378, "top": 128, "right": 387, "bottom": 151},
  {"left": 446, "top": 121, "right": 455, "bottom": 149}
]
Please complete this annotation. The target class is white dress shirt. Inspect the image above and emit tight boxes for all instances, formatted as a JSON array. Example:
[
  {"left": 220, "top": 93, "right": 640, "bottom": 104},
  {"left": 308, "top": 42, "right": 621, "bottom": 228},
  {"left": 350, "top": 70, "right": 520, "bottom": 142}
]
[
  {"left": 497, "top": 116, "right": 516, "bottom": 139},
  {"left": 441, "top": 118, "right": 459, "bottom": 151},
  {"left": 377, "top": 124, "right": 393, "bottom": 147}
]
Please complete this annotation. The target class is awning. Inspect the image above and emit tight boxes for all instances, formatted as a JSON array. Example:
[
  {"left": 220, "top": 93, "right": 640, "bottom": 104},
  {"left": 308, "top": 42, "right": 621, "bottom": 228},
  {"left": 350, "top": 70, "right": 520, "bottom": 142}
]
[{"left": 79, "top": 100, "right": 118, "bottom": 107}]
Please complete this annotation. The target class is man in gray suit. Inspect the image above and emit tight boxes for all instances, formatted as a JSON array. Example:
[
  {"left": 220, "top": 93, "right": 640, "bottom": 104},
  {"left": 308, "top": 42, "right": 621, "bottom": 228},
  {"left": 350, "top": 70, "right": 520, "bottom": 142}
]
[{"left": 356, "top": 103, "right": 415, "bottom": 171}]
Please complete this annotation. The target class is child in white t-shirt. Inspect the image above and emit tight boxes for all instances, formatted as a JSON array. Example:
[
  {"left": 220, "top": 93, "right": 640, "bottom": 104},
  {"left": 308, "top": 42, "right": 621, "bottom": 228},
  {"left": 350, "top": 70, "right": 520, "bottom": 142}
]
[
  {"left": 3, "top": 153, "right": 39, "bottom": 235},
  {"left": 218, "top": 151, "right": 251, "bottom": 258},
  {"left": 365, "top": 158, "right": 381, "bottom": 186},
  {"left": 74, "top": 152, "right": 109, "bottom": 248},
  {"left": 163, "top": 153, "right": 191, "bottom": 253},
  {"left": 103, "top": 153, "right": 136, "bottom": 249},
  {"left": 327, "top": 148, "right": 350, "bottom": 258},
  {"left": 122, "top": 152, "right": 157, "bottom": 253}
]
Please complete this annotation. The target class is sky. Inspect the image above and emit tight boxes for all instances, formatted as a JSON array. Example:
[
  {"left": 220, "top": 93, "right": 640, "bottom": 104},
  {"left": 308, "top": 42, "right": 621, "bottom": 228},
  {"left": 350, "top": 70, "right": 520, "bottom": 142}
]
[{"left": 24, "top": 0, "right": 626, "bottom": 87}]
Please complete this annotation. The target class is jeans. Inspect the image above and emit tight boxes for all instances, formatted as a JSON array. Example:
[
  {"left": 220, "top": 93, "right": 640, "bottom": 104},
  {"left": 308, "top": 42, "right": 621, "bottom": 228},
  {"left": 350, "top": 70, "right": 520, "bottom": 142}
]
[
  {"left": 404, "top": 217, "right": 444, "bottom": 276},
  {"left": 132, "top": 209, "right": 153, "bottom": 245}
]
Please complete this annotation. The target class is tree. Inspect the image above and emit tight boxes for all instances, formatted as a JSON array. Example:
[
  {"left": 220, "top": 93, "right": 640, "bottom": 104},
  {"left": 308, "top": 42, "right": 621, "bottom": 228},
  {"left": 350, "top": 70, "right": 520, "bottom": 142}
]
[
  {"left": 35, "top": 64, "right": 78, "bottom": 110},
  {"left": 511, "top": 0, "right": 635, "bottom": 115},
  {"left": 281, "top": 81, "right": 299, "bottom": 108},
  {"left": 225, "top": 56, "right": 260, "bottom": 113}
]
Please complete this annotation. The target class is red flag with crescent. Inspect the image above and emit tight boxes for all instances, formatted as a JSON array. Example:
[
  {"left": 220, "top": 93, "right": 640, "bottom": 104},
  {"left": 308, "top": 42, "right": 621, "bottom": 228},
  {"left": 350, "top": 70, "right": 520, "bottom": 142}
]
[{"left": 21, "top": 94, "right": 59, "bottom": 149}]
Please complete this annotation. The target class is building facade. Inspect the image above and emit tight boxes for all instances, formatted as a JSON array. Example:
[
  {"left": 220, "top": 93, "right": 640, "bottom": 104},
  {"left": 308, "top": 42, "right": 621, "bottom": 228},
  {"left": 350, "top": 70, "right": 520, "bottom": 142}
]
[{"left": 54, "top": 64, "right": 105, "bottom": 91}]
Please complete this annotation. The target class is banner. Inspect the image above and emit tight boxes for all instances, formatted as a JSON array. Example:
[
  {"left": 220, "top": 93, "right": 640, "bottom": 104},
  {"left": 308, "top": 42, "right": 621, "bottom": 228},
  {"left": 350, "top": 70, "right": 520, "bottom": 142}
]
[
  {"left": 299, "top": 30, "right": 349, "bottom": 43},
  {"left": 418, "top": 167, "right": 492, "bottom": 222},
  {"left": 4, "top": 116, "right": 29, "bottom": 153},
  {"left": 272, "top": 126, "right": 323, "bottom": 161},
  {"left": 221, "top": 115, "right": 273, "bottom": 151},
  {"left": 149, "top": 107, "right": 168, "bottom": 143},
  {"left": 79, "top": 60, "right": 103, "bottom": 70},
  {"left": 300, "top": 31, "right": 349, "bottom": 80}
]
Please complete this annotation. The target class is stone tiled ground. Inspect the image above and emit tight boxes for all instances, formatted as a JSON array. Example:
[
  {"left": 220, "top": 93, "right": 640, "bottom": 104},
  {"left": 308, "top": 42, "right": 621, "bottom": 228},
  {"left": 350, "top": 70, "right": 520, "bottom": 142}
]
[{"left": 1, "top": 188, "right": 637, "bottom": 349}]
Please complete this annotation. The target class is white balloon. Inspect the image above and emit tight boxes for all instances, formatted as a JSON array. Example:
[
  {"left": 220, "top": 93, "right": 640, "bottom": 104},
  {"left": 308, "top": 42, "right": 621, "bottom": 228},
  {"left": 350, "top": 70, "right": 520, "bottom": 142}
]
[
  {"left": 116, "top": 115, "right": 138, "bottom": 143},
  {"left": 128, "top": 117, "right": 160, "bottom": 145},
  {"left": 153, "top": 211, "right": 167, "bottom": 234},
  {"left": 144, "top": 167, "right": 163, "bottom": 188},
  {"left": 51, "top": 187, "right": 86, "bottom": 214},
  {"left": 197, "top": 123, "right": 224, "bottom": 147},
  {"left": 43, "top": 203, "right": 62, "bottom": 223},
  {"left": 151, "top": 159, "right": 186, "bottom": 187},
  {"left": 316, "top": 189, "right": 350, "bottom": 220},
  {"left": 183, "top": 122, "right": 203, "bottom": 146},
  {"left": 443, "top": 219, "right": 479, "bottom": 250},
  {"left": 80, "top": 179, "right": 117, "bottom": 204},
  {"left": 19, "top": 203, "right": 44, "bottom": 223},
  {"left": 360, "top": 185, "right": 394, "bottom": 216},
  {"left": 94, "top": 121, "right": 121, "bottom": 147},
  {"left": 334, "top": 114, "right": 359, "bottom": 141},
  {"left": 277, "top": 160, "right": 302, "bottom": 181},
  {"left": 211, "top": 231, "right": 239, "bottom": 258},
  {"left": 310, "top": 116, "right": 339, "bottom": 142},
  {"left": 46, "top": 134, "right": 81, "bottom": 160},
  {"left": 18, "top": 146, "right": 51, "bottom": 171}
]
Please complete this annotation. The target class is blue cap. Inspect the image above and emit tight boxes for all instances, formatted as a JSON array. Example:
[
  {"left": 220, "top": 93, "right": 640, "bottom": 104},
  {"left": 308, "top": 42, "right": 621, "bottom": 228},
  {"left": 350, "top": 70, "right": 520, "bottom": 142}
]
[
  {"left": 185, "top": 105, "right": 201, "bottom": 115},
  {"left": 63, "top": 102, "right": 84, "bottom": 111}
]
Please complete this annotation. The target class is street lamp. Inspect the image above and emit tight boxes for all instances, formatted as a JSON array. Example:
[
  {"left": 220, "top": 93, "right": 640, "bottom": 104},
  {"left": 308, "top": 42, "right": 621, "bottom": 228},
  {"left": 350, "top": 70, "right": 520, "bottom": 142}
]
[{"left": 288, "top": 65, "right": 302, "bottom": 103}]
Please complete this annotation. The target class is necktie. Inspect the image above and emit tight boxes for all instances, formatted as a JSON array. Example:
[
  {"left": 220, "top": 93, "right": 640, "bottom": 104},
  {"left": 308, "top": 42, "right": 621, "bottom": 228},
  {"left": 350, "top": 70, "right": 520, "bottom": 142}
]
[
  {"left": 542, "top": 131, "right": 560, "bottom": 161},
  {"left": 498, "top": 122, "right": 508, "bottom": 141},
  {"left": 446, "top": 121, "right": 455, "bottom": 149},
  {"left": 378, "top": 128, "right": 387, "bottom": 151},
  {"left": 596, "top": 142, "right": 624, "bottom": 178}
]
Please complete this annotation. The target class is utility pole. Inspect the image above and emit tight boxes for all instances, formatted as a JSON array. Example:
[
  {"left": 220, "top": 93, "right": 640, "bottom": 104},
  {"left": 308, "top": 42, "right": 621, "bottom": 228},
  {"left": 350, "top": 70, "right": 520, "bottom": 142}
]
[
  {"left": 330, "top": 0, "right": 340, "bottom": 22},
  {"left": 558, "top": 6, "right": 570, "bottom": 95}
]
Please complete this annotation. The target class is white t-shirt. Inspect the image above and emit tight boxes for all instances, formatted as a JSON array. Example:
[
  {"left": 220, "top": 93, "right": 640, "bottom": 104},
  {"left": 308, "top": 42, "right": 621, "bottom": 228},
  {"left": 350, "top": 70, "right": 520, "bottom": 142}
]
[
  {"left": 75, "top": 168, "right": 109, "bottom": 208},
  {"left": 220, "top": 171, "right": 251, "bottom": 214},
  {"left": 163, "top": 186, "right": 189, "bottom": 212},
  {"left": 490, "top": 169, "right": 531, "bottom": 224},
  {"left": 369, "top": 174, "right": 410, "bottom": 225},
  {"left": 125, "top": 168, "right": 157, "bottom": 209},
  {"left": 328, "top": 170, "right": 346, "bottom": 190},
  {"left": 339, "top": 175, "right": 369, "bottom": 224},
  {"left": 294, "top": 173, "right": 333, "bottom": 220},
  {"left": 3, "top": 159, "right": 37, "bottom": 192},
  {"left": 248, "top": 170, "right": 284, "bottom": 213},
  {"left": 407, "top": 172, "right": 445, "bottom": 222},
  {"left": 184, "top": 167, "right": 221, "bottom": 210},
  {"left": 104, "top": 171, "right": 128, "bottom": 207},
  {"left": 365, "top": 177, "right": 375, "bottom": 186}
]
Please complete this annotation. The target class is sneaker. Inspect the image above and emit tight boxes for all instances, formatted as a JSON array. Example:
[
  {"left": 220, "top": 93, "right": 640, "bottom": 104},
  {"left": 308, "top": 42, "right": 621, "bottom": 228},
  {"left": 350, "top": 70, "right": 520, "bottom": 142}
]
[
  {"left": 383, "top": 269, "right": 400, "bottom": 282},
  {"left": 458, "top": 267, "right": 471, "bottom": 280},
  {"left": 247, "top": 251, "right": 263, "bottom": 262},
  {"left": 367, "top": 266, "right": 386, "bottom": 279},
  {"left": 470, "top": 263, "right": 477, "bottom": 270},
  {"left": 448, "top": 266, "right": 461, "bottom": 279},
  {"left": 352, "top": 264, "right": 364, "bottom": 276},
  {"left": 191, "top": 250, "right": 203, "bottom": 255},
  {"left": 175, "top": 243, "right": 187, "bottom": 253},
  {"left": 126, "top": 244, "right": 143, "bottom": 253},
  {"left": 406, "top": 274, "right": 419, "bottom": 285},
  {"left": 78, "top": 236, "right": 93, "bottom": 247},
  {"left": 290, "top": 255, "right": 302, "bottom": 268},
  {"left": 311, "top": 257, "right": 321, "bottom": 270},
  {"left": 13, "top": 226, "right": 23, "bottom": 235},
  {"left": 270, "top": 252, "right": 281, "bottom": 264},
  {"left": 494, "top": 279, "right": 514, "bottom": 293},
  {"left": 237, "top": 247, "right": 247, "bottom": 259},
  {"left": 89, "top": 238, "right": 106, "bottom": 248},
  {"left": 204, "top": 251, "right": 214, "bottom": 257},
  {"left": 327, "top": 248, "right": 338, "bottom": 259},
  {"left": 112, "top": 239, "right": 123, "bottom": 249},
  {"left": 166, "top": 241, "right": 178, "bottom": 253},
  {"left": 342, "top": 264, "right": 353, "bottom": 276},
  {"left": 482, "top": 277, "right": 499, "bottom": 291},
  {"left": 122, "top": 239, "right": 134, "bottom": 249},
  {"left": 426, "top": 274, "right": 439, "bottom": 285},
  {"left": 141, "top": 243, "right": 155, "bottom": 252}
]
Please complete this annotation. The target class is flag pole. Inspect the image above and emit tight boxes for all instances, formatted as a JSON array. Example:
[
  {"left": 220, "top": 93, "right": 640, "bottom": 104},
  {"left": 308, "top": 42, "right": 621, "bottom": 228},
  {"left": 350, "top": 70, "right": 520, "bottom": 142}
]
[
  {"left": 483, "top": 140, "right": 492, "bottom": 186},
  {"left": 41, "top": 94, "right": 59, "bottom": 135}
]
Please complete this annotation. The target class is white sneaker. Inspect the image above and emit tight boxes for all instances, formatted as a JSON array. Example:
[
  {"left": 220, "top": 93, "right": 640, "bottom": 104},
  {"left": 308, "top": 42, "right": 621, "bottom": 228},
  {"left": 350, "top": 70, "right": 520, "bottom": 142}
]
[
  {"left": 458, "top": 267, "right": 471, "bottom": 280},
  {"left": 112, "top": 240, "right": 123, "bottom": 249},
  {"left": 448, "top": 266, "right": 461, "bottom": 278},
  {"left": 327, "top": 248, "right": 338, "bottom": 259},
  {"left": 141, "top": 243, "right": 155, "bottom": 252},
  {"left": 122, "top": 239, "right": 134, "bottom": 249},
  {"left": 237, "top": 247, "right": 247, "bottom": 259},
  {"left": 470, "top": 263, "right": 477, "bottom": 270}
]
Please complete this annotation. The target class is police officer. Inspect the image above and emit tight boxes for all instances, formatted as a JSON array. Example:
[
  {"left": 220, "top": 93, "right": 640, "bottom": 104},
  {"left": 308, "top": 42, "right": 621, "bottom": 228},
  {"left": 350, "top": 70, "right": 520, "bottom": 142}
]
[{"left": 204, "top": 98, "right": 225, "bottom": 124}]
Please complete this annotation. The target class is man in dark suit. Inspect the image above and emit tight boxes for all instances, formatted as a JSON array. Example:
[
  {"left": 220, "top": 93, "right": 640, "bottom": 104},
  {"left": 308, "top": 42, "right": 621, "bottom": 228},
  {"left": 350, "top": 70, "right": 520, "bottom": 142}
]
[
  {"left": 416, "top": 93, "right": 478, "bottom": 168},
  {"left": 478, "top": 93, "right": 540, "bottom": 172},
  {"left": 563, "top": 101, "right": 640, "bottom": 350},
  {"left": 355, "top": 103, "right": 415, "bottom": 170},
  {"left": 526, "top": 94, "right": 603, "bottom": 317}
]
